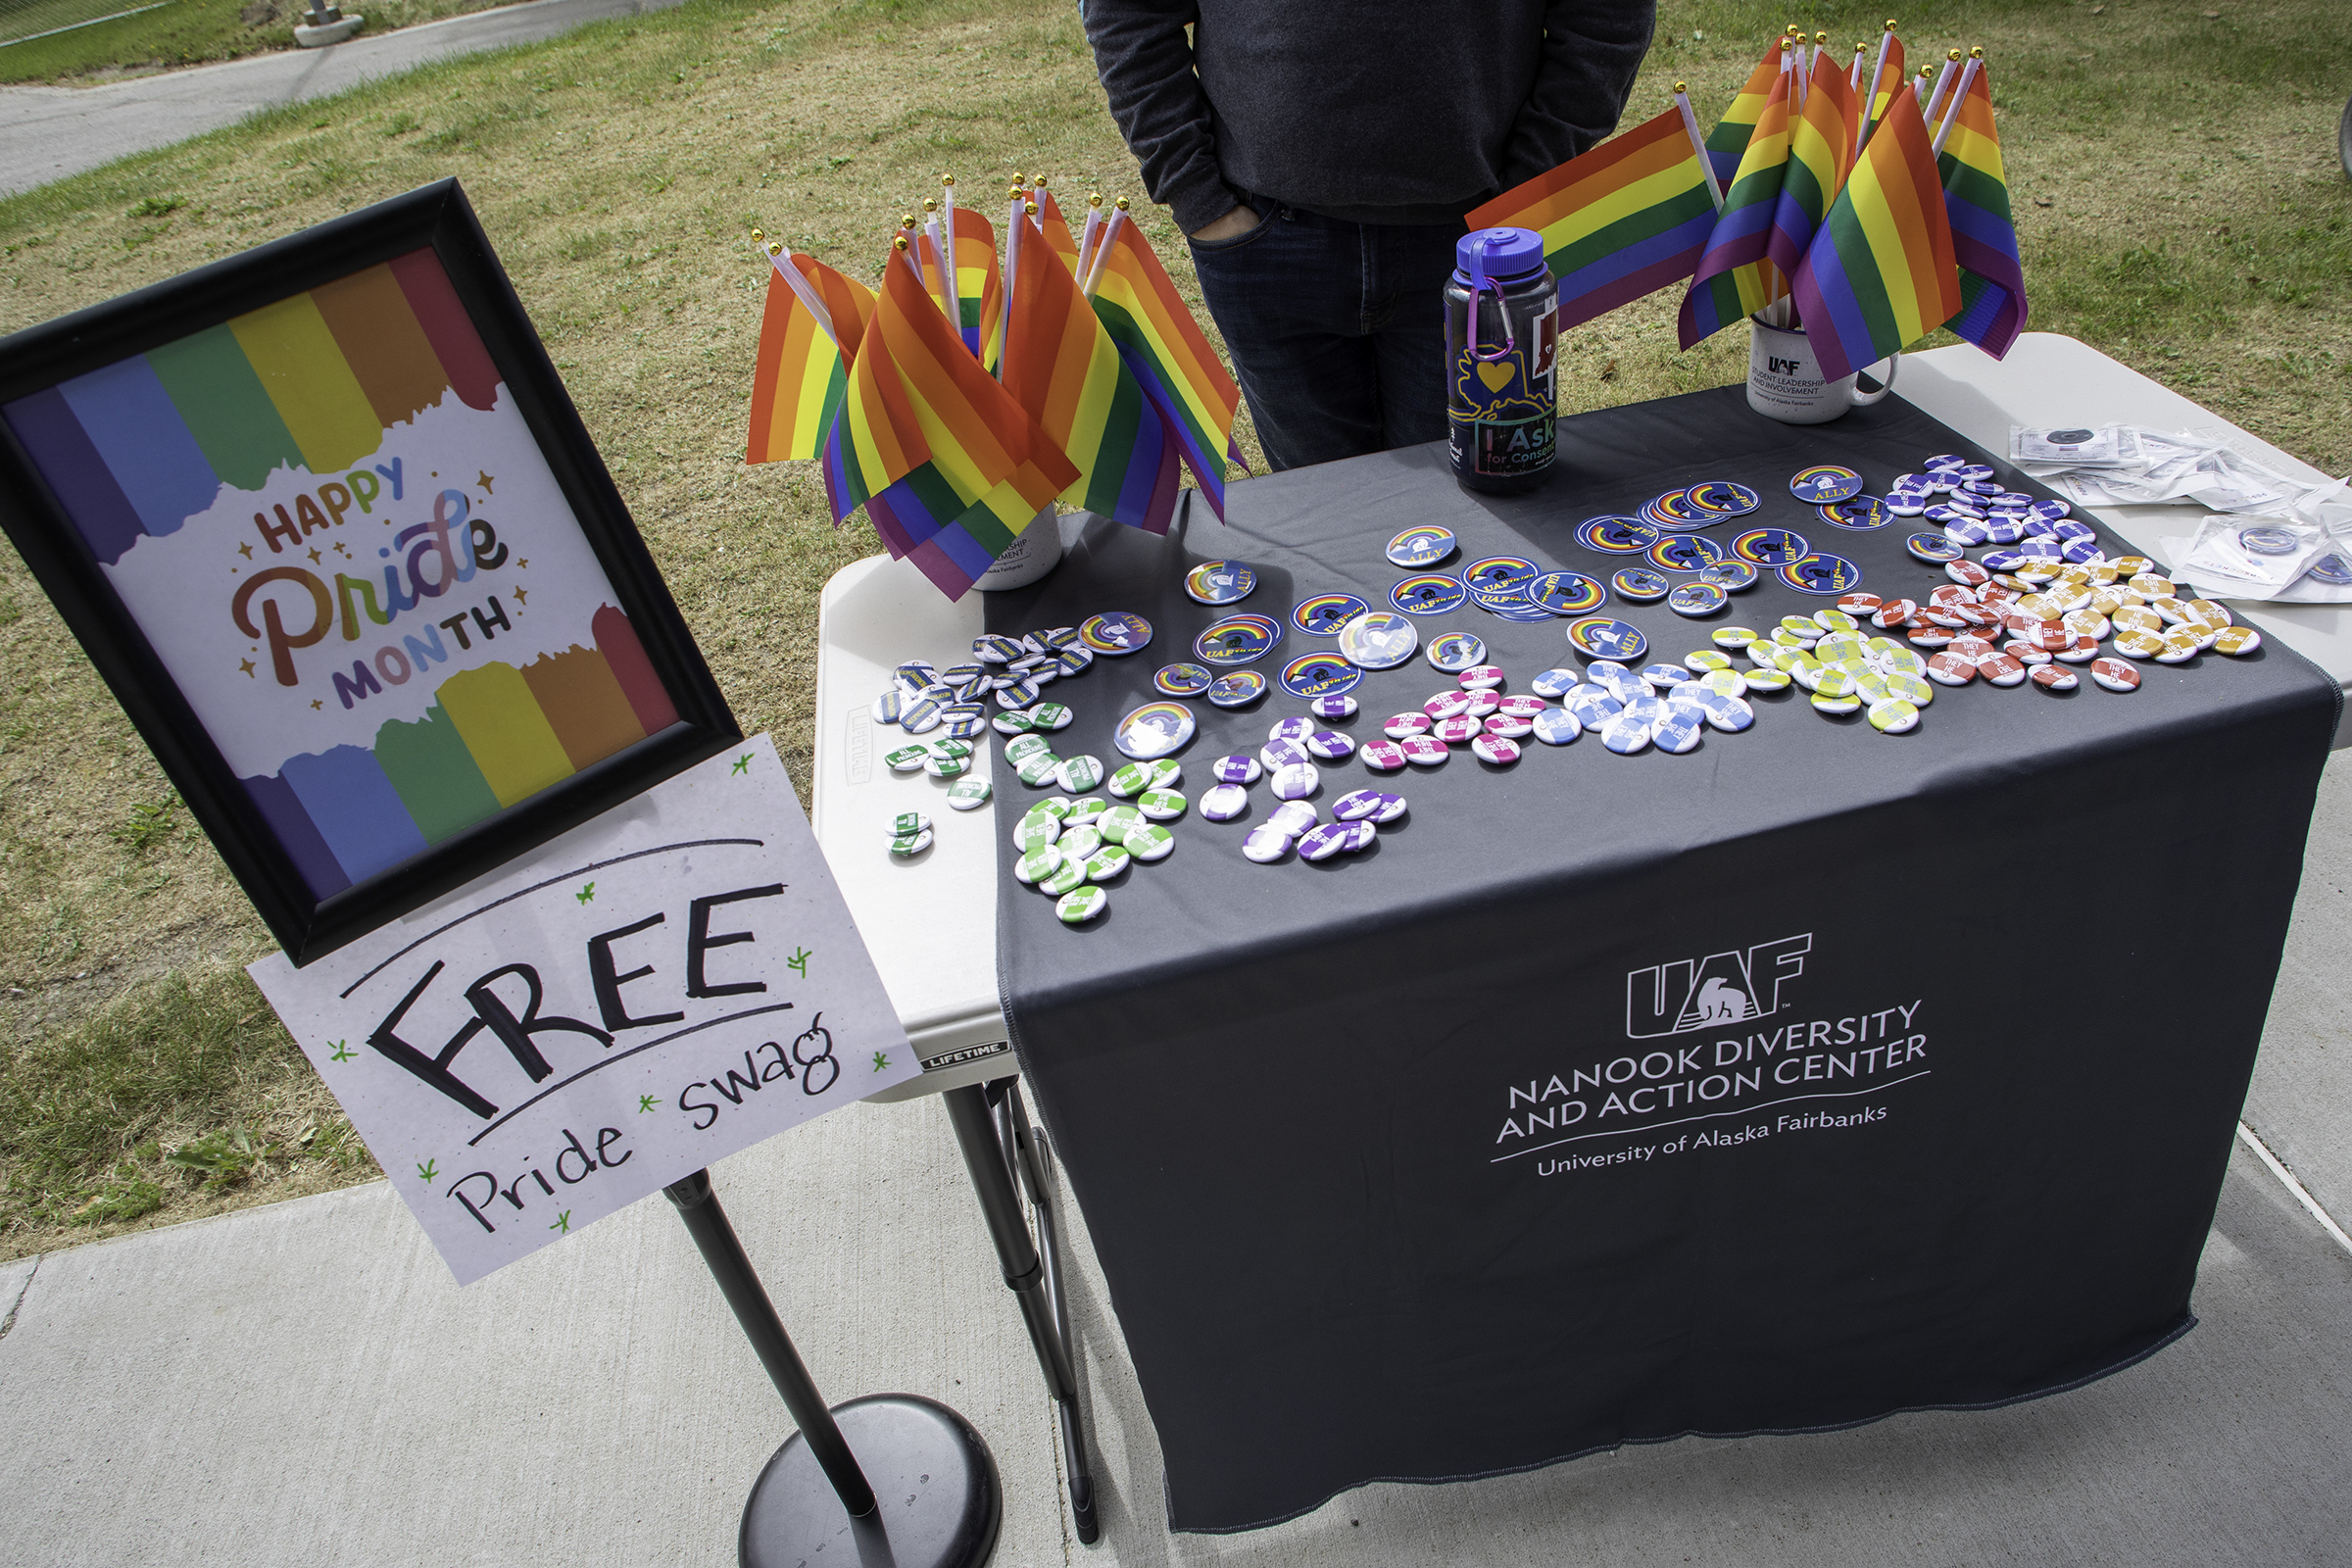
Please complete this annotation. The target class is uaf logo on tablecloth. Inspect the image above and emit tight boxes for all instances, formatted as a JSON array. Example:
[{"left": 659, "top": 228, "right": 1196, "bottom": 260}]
[{"left": 1626, "top": 933, "right": 1811, "bottom": 1039}]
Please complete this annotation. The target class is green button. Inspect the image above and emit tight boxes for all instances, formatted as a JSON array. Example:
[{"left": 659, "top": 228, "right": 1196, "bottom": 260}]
[
  {"left": 1136, "top": 789, "right": 1187, "bottom": 822},
  {"left": 1107, "top": 762, "right": 1151, "bottom": 799},
  {"left": 1016, "top": 754, "right": 1061, "bottom": 787},
  {"left": 1038, "top": 858, "right": 1087, "bottom": 896},
  {"left": 1014, "top": 845, "right": 1065, "bottom": 885},
  {"left": 1123, "top": 823, "right": 1175, "bottom": 861},
  {"left": 1097, "top": 805, "right": 1144, "bottom": 844},
  {"left": 1055, "top": 885, "right": 1108, "bottom": 923}
]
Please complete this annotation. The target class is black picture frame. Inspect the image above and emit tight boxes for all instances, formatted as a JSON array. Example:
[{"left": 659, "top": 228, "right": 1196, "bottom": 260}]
[{"left": 0, "top": 178, "right": 739, "bottom": 966}]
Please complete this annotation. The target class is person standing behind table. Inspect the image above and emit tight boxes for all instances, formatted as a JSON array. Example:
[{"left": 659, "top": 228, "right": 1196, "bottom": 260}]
[{"left": 1082, "top": 0, "right": 1657, "bottom": 474}]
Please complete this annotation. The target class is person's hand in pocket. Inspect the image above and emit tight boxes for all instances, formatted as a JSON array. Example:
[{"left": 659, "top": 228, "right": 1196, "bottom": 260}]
[{"left": 1189, "top": 205, "right": 1260, "bottom": 243}]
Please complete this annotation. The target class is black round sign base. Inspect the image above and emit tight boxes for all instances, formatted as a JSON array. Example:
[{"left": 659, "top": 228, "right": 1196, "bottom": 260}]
[{"left": 740, "top": 1394, "right": 1001, "bottom": 1568}]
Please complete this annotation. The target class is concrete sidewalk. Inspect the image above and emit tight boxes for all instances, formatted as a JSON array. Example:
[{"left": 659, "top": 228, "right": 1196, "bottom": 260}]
[
  {"left": 5, "top": 754, "right": 2348, "bottom": 1566},
  {"left": 0, "top": 0, "right": 687, "bottom": 198}
]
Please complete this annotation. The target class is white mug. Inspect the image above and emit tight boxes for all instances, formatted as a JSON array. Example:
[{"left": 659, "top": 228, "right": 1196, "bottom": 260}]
[{"left": 1747, "top": 318, "right": 1897, "bottom": 425}]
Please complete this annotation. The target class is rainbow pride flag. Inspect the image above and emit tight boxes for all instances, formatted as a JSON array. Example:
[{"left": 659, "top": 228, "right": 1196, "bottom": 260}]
[
  {"left": 1678, "top": 69, "right": 1795, "bottom": 349},
  {"left": 1862, "top": 33, "right": 1906, "bottom": 149},
  {"left": 1462, "top": 105, "right": 1717, "bottom": 333},
  {"left": 1936, "top": 65, "right": 2028, "bottom": 360},
  {"left": 1765, "top": 56, "right": 1856, "bottom": 278},
  {"left": 242, "top": 605, "right": 676, "bottom": 897},
  {"left": 1003, "top": 227, "right": 1180, "bottom": 533},
  {"left": 823, "top": 257, "right": 1077, "bottom": 598},
  {"left": 745, "top": 253, "right": 876, "bottom": 465},
  {"left": 1788, "top": 83, "right": 1963, "bottom": 383},
  {"left": 1087, "top": 219, "right": 1242, "bottom": 518},
  {"left": 1034, "top": 188, "right": 1082, "bottom": 267},
  {"left": 2, "top": 250, "right": 493, "bottom": 566},
  {"left": 1705, "top": 38, "right": 1789, "bottom": 190},
  {"left": 950, "top": 211, "right": 1004, "bottom": 367}
]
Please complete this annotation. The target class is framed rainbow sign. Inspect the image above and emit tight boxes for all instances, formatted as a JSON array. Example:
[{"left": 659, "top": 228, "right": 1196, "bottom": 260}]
[{"left": 0, "top": 179, "right": 737, "bottom": 965}]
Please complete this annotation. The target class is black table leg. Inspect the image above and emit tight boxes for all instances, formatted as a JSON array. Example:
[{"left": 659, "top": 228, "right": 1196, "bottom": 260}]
[{"left": 945, "top": 1079, "right": 1100, "bottom": 1544}]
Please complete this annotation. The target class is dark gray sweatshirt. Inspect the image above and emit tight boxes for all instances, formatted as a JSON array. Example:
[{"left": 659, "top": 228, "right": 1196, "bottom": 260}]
[{"left": 1082, "top": 0, "right": 1659, "bottom": 233}]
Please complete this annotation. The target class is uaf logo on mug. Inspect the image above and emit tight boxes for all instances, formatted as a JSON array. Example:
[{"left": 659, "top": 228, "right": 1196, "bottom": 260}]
[{"left": 1626, "top": 933, "right": 1811, "bottom": 1039}]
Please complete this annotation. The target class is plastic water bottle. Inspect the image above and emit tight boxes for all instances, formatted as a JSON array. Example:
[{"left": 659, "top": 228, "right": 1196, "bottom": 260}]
[{"left": 1445, "top": 227, "right": 1558, "bottom": 494}]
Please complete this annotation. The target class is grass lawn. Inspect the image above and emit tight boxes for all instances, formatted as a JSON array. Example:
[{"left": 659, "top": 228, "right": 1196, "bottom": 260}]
[
  {"left": 0, "top": 0, "right": 514, "bottom": 85},
  {"left": 0, "top": 0, "right": 2346, "bottom": 1259}
]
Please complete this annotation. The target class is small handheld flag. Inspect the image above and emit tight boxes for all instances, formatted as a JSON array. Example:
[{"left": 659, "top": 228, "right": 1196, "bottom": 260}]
[
  {"left": 1003, "top": 228, "right": 1181, "bottom": 533},
  {"left": 1765, "top": 53, "right": 1857, "bottom": 277},
  {"left": 1679, "top": 66, "right": 1796, "bottom": 348},
  {"left": 1705, "top": 37, "right": 1788, "bottom": 189},
  {"left": 1086, "top": 211, "right": 1243, "bottom": 518},
  {"left": 1464, "top": 102, "right": 1719, "bottom": 332},
  {"left": 1936, "top": 62, "right": 2028, "bottom": 359},
  {"left": 1787, "top": 81, "right": 1963, "bottom": 383},
  {"left": 746, "top": 246, "right": 875, "bottom": 465}
]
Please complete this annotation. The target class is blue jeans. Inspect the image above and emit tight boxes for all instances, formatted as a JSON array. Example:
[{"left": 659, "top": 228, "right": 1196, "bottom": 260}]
[{"left": 1186, "top": 196, "right": 1463, "bottom": 473}]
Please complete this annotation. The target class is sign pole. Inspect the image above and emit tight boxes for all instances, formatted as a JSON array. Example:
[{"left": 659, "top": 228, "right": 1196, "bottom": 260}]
[{"left": 665, "top": 1170, "right": 1003, "bottom": 1568}]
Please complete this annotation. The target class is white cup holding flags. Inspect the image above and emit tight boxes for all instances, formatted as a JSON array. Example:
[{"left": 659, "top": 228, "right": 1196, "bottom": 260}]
[{"left": 1746, "top": 317, "right": 1898, "bottom": 425}]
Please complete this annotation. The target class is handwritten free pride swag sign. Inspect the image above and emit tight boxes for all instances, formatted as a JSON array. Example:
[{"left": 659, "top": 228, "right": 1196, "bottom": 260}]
[{"left": 253, "top": 737, "right": 919, "bottom": 1284}]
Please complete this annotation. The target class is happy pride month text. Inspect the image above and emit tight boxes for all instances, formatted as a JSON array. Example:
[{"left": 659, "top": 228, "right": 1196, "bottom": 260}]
[
  {"left": 1494, "top": 1003, "right": 1928, "bottom": 1147},
  {"left": 227, "top": 454, "right": 520, "bottom": 693}
]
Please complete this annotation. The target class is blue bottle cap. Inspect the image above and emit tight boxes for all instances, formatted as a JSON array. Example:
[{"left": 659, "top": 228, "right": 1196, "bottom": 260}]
[{"left": 1453, "top": 225, "right": 1546, "bottom": 278}]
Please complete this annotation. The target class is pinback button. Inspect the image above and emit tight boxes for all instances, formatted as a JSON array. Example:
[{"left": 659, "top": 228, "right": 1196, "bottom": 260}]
[
  {"left": 1471, "top": 733, "right": 1523, "bottom": 765},
  {"left": 901, "top": 700, "right": 945, "bottom": 734},
  {"left": 1291, "top": 593, "right": 1371, "bottom": 637},
  {"left": 1789, "top": 465, "right": 1865, "bottom": 503},
  {"left": 1386, "top": 712, "right": 1436, "bottom": 740},
  {"left": 1332, "top": 789, "right": 1383, "bottom": 822},
  {"left": 2091, "top": 657, "right": 2142, "bottom": 692},
  {"left": 1386, "top": 526, "right": 1457, "bottom": 567},
  {"left": 1698, "top": 560, "right": 1762, "bottom": 592},
  {"left": 1699, "top": 668, "right": 1748, "bottom": 699},
  {"left": 1699, "top": 692, "right": 1755, "bottom": 732},
  {"left": 1016, "top": 754, "right": 1063, "bottom": 787},
  {"left": 1014, "top": 844, "right": 1065, "bottom": 885},
  {"left": 1242, "top": 825, "right": 1293, "bottom": 863},
  {"left": 1528, "top": 708, "right": 1582, "bottom": 745},
  {"left": 994, "top": 679, "right": 1043, "bottom": 710},
  {"left": 1310, "top": 694, "right": 1360, "bottom": 720},
  {"left": 1636, "top": 662, "right": 1690, "bottom": 686},
  {"left": 1360, "top": 740, "right": 1408, "bottom": 771},
  {"left": 1810, "top": 689, "right": 1862, "bottom": 715},
  {"left": 1649, "top": 709, "right": 1703, "bottom": 754},
  {"left": 1744, "top": 667, "right": 1793, "bottom": 692},
  {"left": 1566, "top": 687, "right": 1622, "bottom": 726},
  {"left": 1155, "top": 662, "right": 1214, "bottom": 697},
  {"left": 2032, "top": 663, "right": 2080, "bottom": 691},
  {"left": 1712, "top": 626, "right": 1762, "bottom": 650},
  {"left": 1687, "top": 479, "right": 1763, "bottom": 515},
  {"left": 1822, "top": 495, "right": 1891, "bottom": 530},
  {"left": 1306, "top": 730, "right": 1356, "bottom": 760},
  {"left": 1599, "top": 713, "right": 1651, "bottom": 754},
  {"left": 1483, "top": 713, "right": 1534, "bottom": 739},
  {"left": 1054, "top": 822, "right": 1103, "bottom": 861},
  {"left": 1004, "top": 732, "right": 1051, "bottom": 763},
  {"left": 1270, "top": 761, "right": 1320, "bottom": 800},
  {"left": 946, "top": 776, "right": 993, "bottom": 811},
  {"left": 1398, "top": 735, "right": 1449, "bottom": 766},
  {"left": 1432, "top": 714, "right": 1481, "bottom": 744},
  {"left": 1268, "top": 715, "right": 1315, "bottom": 742},
  {"left": 925, "top": 754, "right": 970, "bottom": 779},
  {"left": 2214, "top": 625, "right": 2263, "bottom": 656},
  {"left": 1426, "top": 630, "right": 1487, "bottom": 671},
  {"left": 1421, "top": 691, "right": 1472, "bottom": 721},
  {"left": 886, "top": 744, "right": 930, "bottom": 773},
  {"left": 1260, "top": 738, "right": 1310, "bottom": 771},
  {"left": 1338, "top": 611, "right": 1420, "bottom": 670},
  {"left": 1972, "top": 653, "right": 2025, "bottom": 687},
  {"left": 1392, "top": 575, "right": 1468, "bottom": 616},
  {"left": 1886, "top": 493, "right": 1930, "bottom": 516},
  {"left": 1079, "top": 612, "right": 1152, "bottom": 656},
  {"left": 1866, "top": 698, "right": 1920, "bottom": 734},
  {"left": 1124, "top": 823, "right": 1175, "bottom": 861},
  {"left": 1063, "top": 796, "right": 1106, "bottom": 825},
  {"left": 2153, "top": 633, "right": 2200, "bottom": 664},
  {"left": 889, "top": 827, "right": 935, "bottom": 858},
  {"left": 1906, "top": 532, "right": 1965, "bottom": 564},
  {"left": 1670, "top": 582, "right": 1728, "bottom": 616},
  {"left": 872, "top": 691, "right": 906, "bottom": 726},
  {"left": 1447, "top": 665, "right": 1503, "bottom": 694},
  {"left": 1136, "top": 788, "right": 1187, "bottom": 822},
  {"left": 1207, "top": 671, "right": 1270, "bottom": 708},
  {"left": 1185, "top": 560, "right": 1258, "bottom": 605},
  {"left": 1054, "top": 646, "right": 1094, "bottom": 677},
  {"left": 1200, "top": 782, "right": 1250, "bottom": 821},
  {"left": 1095, "top": 804, "right": 1144, "bottom": 844},
  {"left": 1107, "top": 762, "right": 1152, "bottom": 798},
  {"left": 1612, "top": 567, "right": 1672, "bottom": 602},
  {"left": 1567, "top": 616, "right": 1647, "bottom": 661},
  {"left": 1296, "top": 823, "right": 1352, "bottom": 862},
  {"left": 1647, "top": 534, "right": 1729, "bottom": 572},
  {"left": 1054, "top": 756, "right": 1105, "bottom": 793},
  {"left": 1013, "top": 814, "right": 1061, "bottom": 854},
  {"left": 1927, "top": 652, "right": 1978, "bottom": 686}
]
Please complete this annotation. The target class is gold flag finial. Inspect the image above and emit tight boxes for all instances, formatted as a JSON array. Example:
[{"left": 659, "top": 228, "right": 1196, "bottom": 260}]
[
  {"left": 1114, "top": 196, "right": 1130, "bottom": 211},
  {"left": 922, "top": 197, "right": 937, "bottom": 214},
  {"left": 1968, "top": 44, "right": 1984, "bottom": 58},
  {"left": 893, "top": 234, "right": 908, "bottom": 251},
  {"left": 1673, "top": 79, "right": 1688, "bottom": 93},
  {"left": 941, "top": 172, "right": 956, "bottom": 187},
  {"left": 1010, "top": 170, "right": 1025, "bottom": 185},
  {"left": 1025, "top": 201, "right": 1039, "bottom": 217},
  {"left": 1088, "top": 192, "right": 1103, "bottom": 208},
  {"left": 1885, "top": 18, "right": 1898, "bottom": 31}
]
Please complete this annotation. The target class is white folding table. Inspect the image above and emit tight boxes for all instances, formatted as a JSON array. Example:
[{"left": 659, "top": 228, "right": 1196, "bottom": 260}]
[{"left": 806, "top": 331, "right": 2351, "bottom": 1545}]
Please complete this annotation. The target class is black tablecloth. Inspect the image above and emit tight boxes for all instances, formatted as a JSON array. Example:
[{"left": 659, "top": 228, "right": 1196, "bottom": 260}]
[{"left": 982, "top": 386, "right": 2340, "bottom": 1532}]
